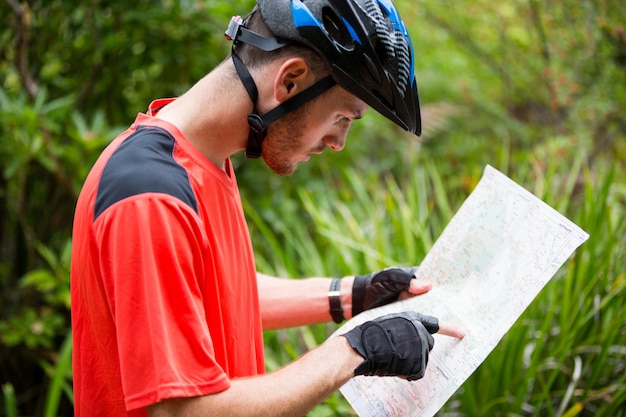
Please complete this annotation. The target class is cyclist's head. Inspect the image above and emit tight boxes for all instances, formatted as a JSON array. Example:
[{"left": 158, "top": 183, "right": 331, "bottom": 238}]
[{"left": 226, "top": 0, "right": 420, "bottom": 157}]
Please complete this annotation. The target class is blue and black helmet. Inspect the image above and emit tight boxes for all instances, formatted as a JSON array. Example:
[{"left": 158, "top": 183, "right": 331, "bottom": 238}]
[
  {"left": 258, "top": 0, "right": 421, "bottom": 136},
  {"left": 225, "top": 0, "right": 421, "bottom": 158}
]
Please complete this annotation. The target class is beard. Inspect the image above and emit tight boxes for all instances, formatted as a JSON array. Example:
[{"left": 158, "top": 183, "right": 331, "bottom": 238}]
[{"left": 260, "top": 102, "right": 311, "bottom": 176}]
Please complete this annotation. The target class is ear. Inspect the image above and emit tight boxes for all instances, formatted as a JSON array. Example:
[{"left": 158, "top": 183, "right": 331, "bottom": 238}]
[{"left": 274, "top": 57, "right": 314, "bottom": 103}]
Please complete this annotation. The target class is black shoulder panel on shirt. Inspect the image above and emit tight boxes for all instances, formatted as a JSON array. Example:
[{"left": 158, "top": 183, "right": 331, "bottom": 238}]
[{"left": 94, "top": 126, "right": 198, "bottom": 220}]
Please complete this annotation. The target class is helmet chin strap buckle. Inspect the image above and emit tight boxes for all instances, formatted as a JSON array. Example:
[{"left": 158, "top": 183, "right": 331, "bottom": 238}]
[
  {"left": 247, "top": 113, "right": 266, "bottom": 134},
  {"left": 245, "top": 113, "right": 266, "bottom": 159}
]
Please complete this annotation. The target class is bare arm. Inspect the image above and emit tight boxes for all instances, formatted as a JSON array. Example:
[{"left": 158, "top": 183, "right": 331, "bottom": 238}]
[
  {"left": 257, "top": 273, "right": 354, "bottom": 329},
  {"left": 148, "top": 308, "right": 465, "bottom": 417},
  {"left": 147, "top": 336, "right": 362, "bottom": 417},
  {"left": 257, "top": 272, "right": 433, "bottom": 330}
]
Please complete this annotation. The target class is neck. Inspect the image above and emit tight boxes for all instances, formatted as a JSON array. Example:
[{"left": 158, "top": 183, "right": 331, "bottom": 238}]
[{"left": 155, "top": 60, "right": 253, "bottom": 170}]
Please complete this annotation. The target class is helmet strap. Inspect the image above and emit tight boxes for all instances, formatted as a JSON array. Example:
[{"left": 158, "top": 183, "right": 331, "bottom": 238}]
[{"left": 231, "top": 49, "right": 336, "bottom": 159}]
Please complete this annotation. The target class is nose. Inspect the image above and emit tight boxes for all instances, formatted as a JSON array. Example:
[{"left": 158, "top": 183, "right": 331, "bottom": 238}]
[
  {"left": 325, "top": 136, "right": 345, "bottom": 152},
  {"left": 324, "top": 127, "right": 349, "bottom": 152}
]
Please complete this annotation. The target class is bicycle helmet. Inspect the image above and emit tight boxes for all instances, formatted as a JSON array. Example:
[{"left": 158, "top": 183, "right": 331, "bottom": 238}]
[{"left": 225, "top": 0, "right": 421, "bottom": 157}]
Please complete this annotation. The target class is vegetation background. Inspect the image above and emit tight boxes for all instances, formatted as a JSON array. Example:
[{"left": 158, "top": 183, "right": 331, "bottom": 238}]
[{"left": 1, "top": 0, "right": 624, "bottom": 416}]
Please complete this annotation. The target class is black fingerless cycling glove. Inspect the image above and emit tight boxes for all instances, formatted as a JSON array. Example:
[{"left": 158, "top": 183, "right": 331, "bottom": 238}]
[
  {"left": 352, "top": 266, "right": 418, "bottom": 316},
  {"left": 342, "top": 311, "right": 438, "bottom": 381}
]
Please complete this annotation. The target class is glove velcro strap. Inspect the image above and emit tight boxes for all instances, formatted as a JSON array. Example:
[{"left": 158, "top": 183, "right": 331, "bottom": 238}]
[{"left": 351, "top": 275, "right": 367, "bottom": 316}]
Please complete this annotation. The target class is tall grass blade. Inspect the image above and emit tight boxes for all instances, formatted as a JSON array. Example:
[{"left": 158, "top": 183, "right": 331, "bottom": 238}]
[
  {"left": 42, "top": 331, "right": 73, "bottom": 417},
  {"left": 2, "top": 383, "right": 18, "bottom": 417}
]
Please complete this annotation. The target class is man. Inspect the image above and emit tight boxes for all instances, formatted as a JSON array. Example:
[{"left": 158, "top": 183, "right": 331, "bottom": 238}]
[{"left": 71, "top": 0, "right": 463, "bottom": 416}]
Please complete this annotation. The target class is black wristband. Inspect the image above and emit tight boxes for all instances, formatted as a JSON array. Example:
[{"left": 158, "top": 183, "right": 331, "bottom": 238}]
[{"left": 328, "top": 278, "right": 345, "bottom": 324}]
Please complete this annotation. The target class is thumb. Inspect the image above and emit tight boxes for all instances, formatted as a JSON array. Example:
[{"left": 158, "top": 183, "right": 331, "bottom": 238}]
[{"left": 407, "top": 278, "right": 432, "bottom": 295}]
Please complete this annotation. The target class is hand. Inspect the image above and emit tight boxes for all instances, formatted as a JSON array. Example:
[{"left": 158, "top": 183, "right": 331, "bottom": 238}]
[
  {"left": 341, "top": 311, "right": 439, "bottom": 381},
  {"left": 352, "top": 266, "right": 429, "bottom": 316}
]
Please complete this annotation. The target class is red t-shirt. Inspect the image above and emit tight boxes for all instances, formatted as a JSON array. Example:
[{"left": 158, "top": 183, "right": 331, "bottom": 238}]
[{"left": 71, "top": 99, "right": 265, "bottom": 415}]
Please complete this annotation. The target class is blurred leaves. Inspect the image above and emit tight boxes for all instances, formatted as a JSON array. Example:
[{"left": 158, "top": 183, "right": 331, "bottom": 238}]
[{"left": 0, "top": 0, "right": 624, "bottom": 415}]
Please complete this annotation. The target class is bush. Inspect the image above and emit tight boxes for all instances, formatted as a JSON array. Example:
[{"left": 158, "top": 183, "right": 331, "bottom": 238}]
[{"left": 1, "top": 0, "right": 624, "bottom": 415}]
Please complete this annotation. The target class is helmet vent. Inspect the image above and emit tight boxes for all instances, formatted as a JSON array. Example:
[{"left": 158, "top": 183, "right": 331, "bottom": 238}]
[{"left": 322, "top": 7, "right": 356, "bottom": 51}]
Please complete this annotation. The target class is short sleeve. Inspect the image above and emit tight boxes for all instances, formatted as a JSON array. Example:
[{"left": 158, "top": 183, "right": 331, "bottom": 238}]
[{"left": 94, "top": 194, "right": 230, "bottom": 410}]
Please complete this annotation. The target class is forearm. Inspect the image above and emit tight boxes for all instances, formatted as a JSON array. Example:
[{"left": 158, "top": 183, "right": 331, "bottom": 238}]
[
  {"left": 257, "top": 273, "right": 354, "bottom": 330},
  {"left": 148, "top": 336, "right": 361, "bottom": 417}
]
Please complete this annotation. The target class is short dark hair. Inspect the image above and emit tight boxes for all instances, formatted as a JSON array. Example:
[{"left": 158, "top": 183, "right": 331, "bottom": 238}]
[{"left": 234, "top": 8, "right": 330, "bottom": 79}]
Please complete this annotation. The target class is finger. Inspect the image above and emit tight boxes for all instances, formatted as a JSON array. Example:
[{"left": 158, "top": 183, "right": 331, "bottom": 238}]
[
  {"left": 437, "top": 321, "right": 465, "bottom": 339},
  {"left": 407, "top": 279, "right": 432, "bottom": 295},
  {"left": 417, "top": 313, "right": 439, "bottom": 334}
]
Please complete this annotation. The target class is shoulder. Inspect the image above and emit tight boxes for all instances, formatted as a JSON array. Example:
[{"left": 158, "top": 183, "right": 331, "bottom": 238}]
[{"left": 94, "top": 126, "right": 198, "bottom": 220}]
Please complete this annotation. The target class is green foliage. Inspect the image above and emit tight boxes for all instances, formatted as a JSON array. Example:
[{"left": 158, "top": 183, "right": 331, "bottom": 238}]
[
  {"left": 1, "top": 0, "right": 254, "bottom": 123},
  {"left": 0, "top": 239, "right": 71, "bottom": 349},
  {"left": 41, "top": 332, "right": 74, "bottom": 417},
  {"left": 0, "top": 0, "right": 625, "bottom": 416},
  {"left": 439, "top": 164, "right": 626, "bottom": 416},
  {"left": 1, "top": 383, "right": 17, "bottom": 417},
  {"left": 402, "top": 0, "right": 626, "bottom": 172},
  {"left": 1, "top": 333, "right": 73, "bottom": 417}
]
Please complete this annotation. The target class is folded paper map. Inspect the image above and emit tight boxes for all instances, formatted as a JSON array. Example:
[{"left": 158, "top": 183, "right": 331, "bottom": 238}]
[{"left": 335, "top": 165, "right": 589, "bottom": 417}]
